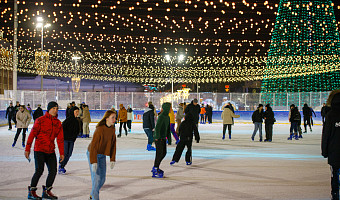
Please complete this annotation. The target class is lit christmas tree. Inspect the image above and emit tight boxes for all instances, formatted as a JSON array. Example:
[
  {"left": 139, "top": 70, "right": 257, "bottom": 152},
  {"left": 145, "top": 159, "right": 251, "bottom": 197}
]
[{"left": 261, "top": 0, "right": 340, "bottom": 105}]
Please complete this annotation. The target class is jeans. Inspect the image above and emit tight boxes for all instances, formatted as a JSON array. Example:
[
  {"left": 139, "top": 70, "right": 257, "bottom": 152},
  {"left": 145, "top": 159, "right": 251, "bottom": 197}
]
[
  {"left": 170, "top": 123, "right": 179, "bottom": 141},
  {"left": 290, "top": 122, "right": 298, "bottom": 134},
  {"left": 30, "top": 151, "right": 57, "bottom": 188},
  {"left": 60, "top": 140, "right": 75, "bottom": 168},
  {"left": 87, "top": 151, "right": 106, "bottom": 200},
  {"left": 83, "top": 122, "right": 90, "bottom": 136},
  {"left": 14, "top": 128, "right": 27, "bottom": 144},
  {"left": 144, "top": 128, "right": 154, "bottom": 145},
  {"left": 252, "top": 122, "right": 262, "bottom": 140}
]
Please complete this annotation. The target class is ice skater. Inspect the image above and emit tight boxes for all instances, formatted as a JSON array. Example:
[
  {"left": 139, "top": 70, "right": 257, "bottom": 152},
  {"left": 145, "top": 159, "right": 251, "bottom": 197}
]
[
  {"left": 12, "top": 105, "right": 31, "bottom": 148},
  {"left": 169, "top": 105, "right": 179, "bottom": 144},
  {"left": 87, "top": 110, "right": 117, "bottom": 200},
  {"left": 170, "top": 113, "right": 200, "bottom": 166},
  {"left": 264, "top": 104, "right": 275, "bottom": 142},
  {"left": 251, "top": 104, "right": 264, "bottom": 142},
  {"left": 303, "top": 104, "right": 313, "bottom": 133},
  {"left": 117, "top": 104, "right": 128, "bottom": 137},
  {"left": 143, "top": 103, "right": 156, "bottom": 151},
  {"left": 151, "top": 102, "right": 171, "bottom": 178},
  {"left": 288, "top": 104, "right": 301, "bottom": 140},
  {"left": 25, "top": 101, "right": 64, "bottom": 199},
  {"left": 127, "top": 105, "right": 133, "bottom": 132},
  {"left": 321, "top": 89, "right": 340, "bottom": 200},
  {"left": 5, "top": 102, "right": 16, "bottom": 130},
  {"left": 58, "top": 106, "right": 80, "bottom": 174},
  {"left": 221, "top": 105, "right": 240, "bottom": 140}
]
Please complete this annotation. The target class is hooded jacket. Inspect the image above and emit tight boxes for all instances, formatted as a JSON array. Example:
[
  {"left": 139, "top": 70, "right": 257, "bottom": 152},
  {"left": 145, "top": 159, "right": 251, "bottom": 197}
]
[
  {"left": 81, "top": 106, "right": 91, "bottom": 123},
  {"left": 221, "top": 107, "right": 240, "bottom": 125},
  {"left": 153, "top": 103, "right": 171, "bottom": 144},
  {"left": 322, "top": 90, "right": 340, "bottom": 167},
  {"left": 178, "top": 113, "right": 200, "bottom": 142},
  {"left": 118, "top": 105, "right": 128, "bottom": 122},
  {"left": 62, "top": 106, "right": 80, "bottom": 142},
  {"left": 143, "top": 107, "right": 155, "bottom": 129},
  {"left": 25, "top": 112, "right": 64, "bottom": 155},
  {"left": 264, "top": 106, "right": 275, "bottom": 124}
]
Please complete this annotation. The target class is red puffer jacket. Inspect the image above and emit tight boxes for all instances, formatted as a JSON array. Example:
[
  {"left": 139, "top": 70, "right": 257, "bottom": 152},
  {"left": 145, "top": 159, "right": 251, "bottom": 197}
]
[{"left": 25, "top": 112, "right": 64, "bottom": 155}]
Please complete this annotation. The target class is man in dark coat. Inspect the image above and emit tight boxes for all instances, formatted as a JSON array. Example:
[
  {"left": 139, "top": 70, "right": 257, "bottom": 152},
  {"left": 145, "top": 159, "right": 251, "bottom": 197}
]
[
  {"left": 322, "top": 89, "right": 340, "bottom": 200},
  {"left": 5, "top": 102, "right": 16, "bottom": 130},
  {"left": 143, "top": 104, "right": 156, "bottom": 151},
  {"left": 33, "top": 104, "right": 44, "bottom": 121},
  {"left": 251, "top": 104, "right": 264, "bottom": 141},
  {"left": 264, "top": 104, "right": 275, "bottom": 142},
  {"left": 206, "top": 104, "right": 213, "bottom": 124},
  {"left": 184, "top": 99, "right": 200, "bottom": 126},
  {"left": 303, "top": 104, "right": 313, "bottom": 133}
]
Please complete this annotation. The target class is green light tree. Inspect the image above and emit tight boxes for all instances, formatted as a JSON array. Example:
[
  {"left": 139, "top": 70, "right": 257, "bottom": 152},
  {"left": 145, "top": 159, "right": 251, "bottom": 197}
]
[{"left": 261, "top": 0, "right": 340, "bottom": 106}]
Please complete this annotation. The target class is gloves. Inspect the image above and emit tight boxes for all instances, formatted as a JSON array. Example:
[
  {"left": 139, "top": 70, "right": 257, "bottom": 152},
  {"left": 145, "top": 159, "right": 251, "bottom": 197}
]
[
  {"left": 110, "top": 161, "right": 115, "bottom": 169},
  {"left": 92, "top": 163, "right": 97, "bottom": 172}
]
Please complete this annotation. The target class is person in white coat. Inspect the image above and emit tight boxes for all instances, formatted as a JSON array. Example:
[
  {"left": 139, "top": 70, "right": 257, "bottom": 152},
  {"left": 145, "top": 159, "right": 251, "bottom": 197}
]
[
  {"left": 12, "top": 105, "right": 32, "bottom": 147},
  {"left": 221, "top": 105, "right": 240, "bottom": 140}
]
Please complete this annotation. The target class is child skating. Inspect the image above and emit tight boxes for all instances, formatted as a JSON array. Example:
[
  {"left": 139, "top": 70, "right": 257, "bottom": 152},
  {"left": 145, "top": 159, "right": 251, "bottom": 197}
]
[{"left": 170, "top": 113, "right": 200, "bottom": 166}]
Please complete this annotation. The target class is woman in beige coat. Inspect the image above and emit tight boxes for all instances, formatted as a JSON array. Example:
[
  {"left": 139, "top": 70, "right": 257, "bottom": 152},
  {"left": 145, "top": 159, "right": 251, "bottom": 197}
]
[
  {"left": 221, "top": 105, "right": 240, "bottom": 140},
  {"left": 12, "top": 105, "right": 32, "bottom": 147},
  {"left": 81, "top": 105, "right": 91, "bottom": 138}
]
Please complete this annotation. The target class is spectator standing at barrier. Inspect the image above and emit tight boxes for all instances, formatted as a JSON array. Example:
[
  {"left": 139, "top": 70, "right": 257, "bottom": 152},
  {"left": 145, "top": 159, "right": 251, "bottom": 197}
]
[
  {"left": 117, "top": 104, "right": 128, "bottom": 137},
  {"left": 143, "top": 103, "right": 156, "bottom": 151},
  {"left": 12, "top": 105, "right": 31, "bottom": 148},
  {"left": 25, "top": 101, "right": 64, "bottom": 199},
  {"left": 288, "top": 104, "right": 301, "bottom": 140},
  {"left": 185, "top": 99, "right": 200, "bottom": 127},
  {"left": 170, "top": 113, "right": 200, "bottom": 166},
  {"left": 176, "top": 103, "right": 184, "bottom": 134},
  {"left": 169, "top": 105, "right": 179, "bottom": 144},
  {"left": 200, "top": 104, "right": 206, "bottom": 124},
  {"left": 33, "top": 104, "right": 44, "bottom": 121},
  {"left": 264, "top": 104, "right": 275, "bottom": 142},
  {"left": 127, "top": 105, "right": 133, "bottom": 132},
  {"left": 81, "top": 104, "right": 91, "bottom": 138},
  {"left": 221, "top": 105, "right": 240, "bottom": 140},
  {"left": 206, "top": 104, "right": 213, "bottom": 124},
  {"left": 251, "top": 104, "right": 264, "bottom": 142},
  {"left": 303, "top": 104, "right": 313, "bottom": 133},
  {"left": 87, "top": 110, "right": 117, "bottom": 200},
  {"left": 6, "top": 102, "right": 16, "bottom": 130},
  {"left": 59, "top": 106, "right": 80, "bottom": 175},
  {"left": 151, "top": 102, "right": 171, "bottom": 178},
  {"left": 321, "top": 89, "right": 340, "bottom": 200}
]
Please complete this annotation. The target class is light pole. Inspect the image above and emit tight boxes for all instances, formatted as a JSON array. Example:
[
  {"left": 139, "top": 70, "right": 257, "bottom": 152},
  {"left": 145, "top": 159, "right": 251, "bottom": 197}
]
[
  {"left": 165, "top": 54, "right": 184, "bottom": 107},
  {"left": 36, "top": 17, "right": 50, "bottom": 91}
]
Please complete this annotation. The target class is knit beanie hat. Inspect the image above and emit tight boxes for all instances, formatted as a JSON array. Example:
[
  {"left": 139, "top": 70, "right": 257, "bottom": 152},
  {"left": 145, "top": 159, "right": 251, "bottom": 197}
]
[{"left": 47, "top": 101, "right": 58, "bottom": 112}]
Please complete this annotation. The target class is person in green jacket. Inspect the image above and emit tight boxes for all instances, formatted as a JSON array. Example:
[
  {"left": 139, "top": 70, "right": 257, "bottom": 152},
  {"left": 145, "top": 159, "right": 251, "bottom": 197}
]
[{"left": 151, "top": 102, "right": 171, "bottom": 178}]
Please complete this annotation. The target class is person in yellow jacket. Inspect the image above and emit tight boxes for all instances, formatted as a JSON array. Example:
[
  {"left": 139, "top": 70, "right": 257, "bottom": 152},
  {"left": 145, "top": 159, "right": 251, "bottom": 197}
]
[
  {"left": 117, "top": 104, "right": 128, "bottom": 137},
  {"left": 169, "top": 105, "right": 179, "bottom": 144}
]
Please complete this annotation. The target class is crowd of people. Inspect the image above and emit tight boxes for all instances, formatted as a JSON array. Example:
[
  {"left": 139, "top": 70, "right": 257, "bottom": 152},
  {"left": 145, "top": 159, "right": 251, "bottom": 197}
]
[{"left": 4, "top": 89, "right": 339, "bottom": 199}]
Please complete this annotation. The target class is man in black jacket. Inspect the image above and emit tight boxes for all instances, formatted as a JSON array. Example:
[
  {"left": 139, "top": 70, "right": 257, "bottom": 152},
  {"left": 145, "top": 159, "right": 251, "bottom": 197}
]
[
  {"left": 264, "top": 104, "right": 275, "bottom": 142},
  {"left": 184, "top": 99, "right": 200, "bottom": 126},
  {"left": 170, "top": 113, "right": 200, "bottom": 166},
  {"left": 251, "top": 104, "right": 264, "bottom": 142},
  {"left": 143, "top": 104, "right": 156, "bottom": 151},
  {"left": 33, "top": 104, "right": 44, "bottom": 121},
  {"left": 303, "top": 104, "right": 313, "bottom": 133},
  {"left": 58, "top": 106, "right": 80, "bottom": 174},
  {"left": 322, "top": 90, "right": 340, "bottom": 200},
  {"left": 5, "top": 102, "right": 16, "bottom": 130}
]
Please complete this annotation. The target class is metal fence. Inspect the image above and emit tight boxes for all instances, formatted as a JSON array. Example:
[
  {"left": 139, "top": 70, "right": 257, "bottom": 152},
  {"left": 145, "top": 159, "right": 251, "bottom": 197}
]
[{"left": 0, "top": 90, "right": 330, "bottom": 111}]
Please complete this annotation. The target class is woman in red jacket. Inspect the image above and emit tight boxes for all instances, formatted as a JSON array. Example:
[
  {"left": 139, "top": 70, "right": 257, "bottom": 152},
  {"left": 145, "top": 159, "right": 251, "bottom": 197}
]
[{"left": 25, "top": 101, "right": 64, "bottom": 200}]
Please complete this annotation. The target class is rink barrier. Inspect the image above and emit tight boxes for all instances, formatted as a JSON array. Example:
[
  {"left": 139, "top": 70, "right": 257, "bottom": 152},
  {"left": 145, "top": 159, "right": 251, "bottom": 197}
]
[{"left": 0, "top": 110, "right": 322, "bottom": 127}]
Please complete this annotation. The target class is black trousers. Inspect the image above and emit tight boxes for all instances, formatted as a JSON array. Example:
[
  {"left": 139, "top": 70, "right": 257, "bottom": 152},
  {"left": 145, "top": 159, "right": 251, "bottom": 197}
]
[
  {"left": 265, "top": 123, "right": 273, "bottom": 140},
  {"left": 172, "top": 139, "right": 192, "bottom": 163},
  {"left": 31, "top": 151, "right": 57, "bottom": 188},
  {"left": 208, "top": 114, "right": 212, "bottom": 123},
  {"left": 223, "top": 124, "right": 232, "bottom": 136},
  {"left": 303, "top": 117, "right": 311, "bottom": 131},
  {"left": 8, "top": 117, "right": 16, "bottom": 129},
  {"left": 119, "top": 122, "right": 128, "bottom": 135},
  {"left": 154, "top": 139, "right": 167, "bottom": 168},
  {"left": 14, "top": 128, "right": 27, "bottom": 144},
  {"left": 127, "top": 120, "right": 132, "bottom": 130},
  {"left": 331, "top": 165, "right": 339, "bottom": 199}
]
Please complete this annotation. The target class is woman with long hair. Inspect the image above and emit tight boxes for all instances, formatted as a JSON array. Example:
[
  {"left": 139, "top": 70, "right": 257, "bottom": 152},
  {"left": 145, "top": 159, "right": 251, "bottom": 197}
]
[{"left": 87, "top": 110, "right": 117, "bottom": 200}]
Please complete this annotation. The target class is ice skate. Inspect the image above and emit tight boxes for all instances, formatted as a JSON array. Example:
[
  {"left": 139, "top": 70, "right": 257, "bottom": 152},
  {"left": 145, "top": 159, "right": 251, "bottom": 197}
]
[
  {"left": 170, "top": 161, "right": 176, "bottom": 165},
  {"left": 186, "top": 162, "right": 192, "bottom": 165},
  {"left": 58, "top": 166, "right": 66, "bottom": 175},
  {"left": 146, "top": 144, "right": 156, "bottom": 151},
  {"left": 41, "top": 186, "right": 58, "bottom": 199},
  {"left": 28, "top": 186, "right": 42, "bottom": 200},
  {"left": 12, "top": 141, "right": 16, "bottom": 147}
]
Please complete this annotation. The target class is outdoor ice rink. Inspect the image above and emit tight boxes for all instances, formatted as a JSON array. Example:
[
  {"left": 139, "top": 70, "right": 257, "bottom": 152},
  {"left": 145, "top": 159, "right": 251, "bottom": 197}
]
[{"left": 0, "top": 121, "right": 331, "bottom": 200}]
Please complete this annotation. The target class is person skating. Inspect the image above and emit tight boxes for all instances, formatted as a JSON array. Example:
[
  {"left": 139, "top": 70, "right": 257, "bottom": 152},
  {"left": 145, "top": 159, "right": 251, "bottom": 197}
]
[
  {"left": 81, "top": 104, "right": 91, "bottom": 138},
  {"left": 25, "top": 101, "right": 64, "bottom": 200},
  {"left": 288, "top": 104, "right": 301, "bottom": 140},
  {"left": 58, "top": 106, "right": 80, "bottom": 175},
  {"left": 170, "top": 113, "right": 200, "bottom": 166},
  {"left": 251, "top": 104, "right": 264, "bottom": 142},
  {"left": 127, "top": 105, "right": 133, "bottom": 132},
  {"left": 303, "top": 104, "right": 313, "bottom": 133},
  {"left": 200, "top": 104, "right": 206, "bottom": 124},
  {"left": 264, "top": 104, "right": 275, "bottom": 142},
  {"left": 27, "top": 104, "right": 33, "bottom": 115},
  {"left": 184, "top": 99, "right": 200, "bottom": 127},
  {"left": 169, "top": 105, "right": 179, "bottom": 144},
  {"left": 12, "top": 105, "right": 31, "bottom": 148},
  {"left": 221, "top": 105, "right": 240, "bottom": 140},
  {"left": 176, "top": 103, "right": 184, "bottom": 134},
  {"left": 321, "top": 89, "right": 340, "bottom": 200},
  {"left": 33, "top": 104, "right": 44, "bottom": 121},
  {"left": 206, "top": 104, "right": 213, "bottom": 124},
  {"left": 152, "top": 102, "right": 171, "bottom": 178},
  {"left": 87, "top": 110, "right": 117, "bottom": 200},
  {"left": 5, "top": 102, "right": 16, "bottom": 130},
  {"left": 117, "top": 104, "right": 128, "bottom": 137},
  {"left": 143, "top": 103, "right": 156, "bottom": 151}
]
